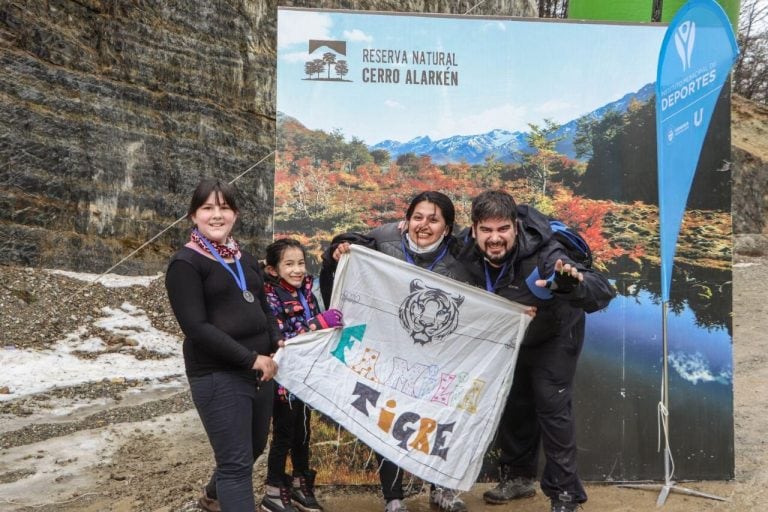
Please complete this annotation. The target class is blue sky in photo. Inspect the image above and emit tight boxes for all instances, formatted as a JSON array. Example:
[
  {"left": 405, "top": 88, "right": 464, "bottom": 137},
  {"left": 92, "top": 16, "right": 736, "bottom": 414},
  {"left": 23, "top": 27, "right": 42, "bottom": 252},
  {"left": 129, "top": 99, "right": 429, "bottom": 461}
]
[{"left": 277, "top": 9, "right": 667, "bottom": 145}]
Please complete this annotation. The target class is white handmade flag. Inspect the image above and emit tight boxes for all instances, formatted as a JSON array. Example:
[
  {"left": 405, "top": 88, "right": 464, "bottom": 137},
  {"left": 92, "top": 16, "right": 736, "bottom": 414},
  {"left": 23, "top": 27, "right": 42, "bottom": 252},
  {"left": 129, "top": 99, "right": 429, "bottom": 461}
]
[{"left": 273, "top": 244, "right": 531, "bottom": 490}]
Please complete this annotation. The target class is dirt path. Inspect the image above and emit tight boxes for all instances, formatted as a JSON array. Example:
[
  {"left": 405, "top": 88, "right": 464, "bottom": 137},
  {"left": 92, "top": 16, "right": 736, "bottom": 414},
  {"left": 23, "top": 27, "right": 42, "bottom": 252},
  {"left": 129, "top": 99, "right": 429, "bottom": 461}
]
[{"left": 0, "top": 254, "right": 764, "bottom": 512}]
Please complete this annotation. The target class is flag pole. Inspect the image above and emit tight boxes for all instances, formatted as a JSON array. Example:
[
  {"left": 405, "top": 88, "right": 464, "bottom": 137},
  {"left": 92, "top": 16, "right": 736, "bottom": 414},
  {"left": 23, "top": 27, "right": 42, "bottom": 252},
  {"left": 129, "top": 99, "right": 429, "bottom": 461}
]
[{"left": 619, "top": 301, "right": 728, "bottom": 505}]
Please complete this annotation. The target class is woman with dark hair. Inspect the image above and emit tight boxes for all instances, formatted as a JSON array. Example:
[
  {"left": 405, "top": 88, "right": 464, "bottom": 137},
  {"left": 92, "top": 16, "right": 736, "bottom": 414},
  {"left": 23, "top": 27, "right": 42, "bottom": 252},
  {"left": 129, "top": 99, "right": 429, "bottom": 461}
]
[
  {"left": 165, "top": 178, "right": 280, "bottom": 512},
  {"left": 319, "top": 191, "right": 464, "bottom": 304},
  {"left": 320, "top": 191, "right": 470, "bottom": 512}
]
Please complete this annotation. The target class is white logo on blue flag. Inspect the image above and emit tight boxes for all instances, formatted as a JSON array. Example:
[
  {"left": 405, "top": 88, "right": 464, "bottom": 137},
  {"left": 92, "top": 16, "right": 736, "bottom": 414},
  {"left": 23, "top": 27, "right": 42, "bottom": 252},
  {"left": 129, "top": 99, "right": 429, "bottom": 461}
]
[{"left": 673, "top": 21, "right": 696, "bottom": 71}]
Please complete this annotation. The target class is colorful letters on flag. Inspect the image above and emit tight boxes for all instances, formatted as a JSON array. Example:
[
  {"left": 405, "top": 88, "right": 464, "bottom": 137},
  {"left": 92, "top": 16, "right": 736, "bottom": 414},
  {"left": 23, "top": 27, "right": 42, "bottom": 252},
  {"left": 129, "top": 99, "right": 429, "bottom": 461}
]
[{"left": 273, "top": 245, "right": 532, "bottom": 490}]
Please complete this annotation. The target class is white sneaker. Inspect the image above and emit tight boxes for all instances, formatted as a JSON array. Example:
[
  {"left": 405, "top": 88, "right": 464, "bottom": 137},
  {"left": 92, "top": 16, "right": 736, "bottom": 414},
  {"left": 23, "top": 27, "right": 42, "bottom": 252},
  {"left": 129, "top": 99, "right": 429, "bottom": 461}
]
[
  {"left": 384, "top": 498, "right": 409, "bottom": 512},
  {"left": 430, "top": 487, "right": 467, "bottom": 512}
]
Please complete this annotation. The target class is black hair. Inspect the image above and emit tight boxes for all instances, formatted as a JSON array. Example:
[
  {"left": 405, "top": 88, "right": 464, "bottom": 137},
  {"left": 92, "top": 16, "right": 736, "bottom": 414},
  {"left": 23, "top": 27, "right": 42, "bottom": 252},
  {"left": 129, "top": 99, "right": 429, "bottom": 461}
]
[
  {"left": 265, "top": 238, "right": 306, "bottom": 268},
  {"left": 406, "top": 191, "right": 456, "bottom": 233},
  {"left": 187, "top": 178, "right": 240, "bottom": 218},
  {"left": 471, "top": 190, "right": 518, "bottom": 225}
]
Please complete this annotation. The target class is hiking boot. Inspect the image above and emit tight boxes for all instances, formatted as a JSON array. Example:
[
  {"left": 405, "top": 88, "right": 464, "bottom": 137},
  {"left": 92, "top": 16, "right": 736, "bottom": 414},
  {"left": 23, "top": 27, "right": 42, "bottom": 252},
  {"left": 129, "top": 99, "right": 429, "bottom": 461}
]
[
  {"left": 261, "top": 484, "right": 299, "bottom": 512},
  {"left": 198, "top": 487, "right": 220, "bottom": 512},
  {"left": 384, "top": 498, "right": 409, "bottom": 512},
  {"left": 550, "top": 492, "right": 582, "bottom": 512},
  {"left": 482, "top": 475, "right": 536, "bottom": 504},
  {"left": 292, "top": 470, "right": 323, "bottom": 512},
  {"left": 429, "top": 486, "right": 467, "bottom": 512}
]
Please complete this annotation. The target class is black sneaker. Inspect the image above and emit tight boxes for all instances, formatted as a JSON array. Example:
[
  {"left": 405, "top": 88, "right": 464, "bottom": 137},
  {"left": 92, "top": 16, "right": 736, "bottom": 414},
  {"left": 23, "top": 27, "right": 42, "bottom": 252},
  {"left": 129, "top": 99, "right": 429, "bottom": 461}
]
[
  {"left": 550, "top": 492, "right": 582, "bottom": 512},
  {"left": 291, "top": 470, "right": 323, "bottom": 512},
  {"left": 261, "top": 484, "right": 299, "bottom": 512},
  {"left": 482, "top": 475, "right": 536, "bottom": 504}
]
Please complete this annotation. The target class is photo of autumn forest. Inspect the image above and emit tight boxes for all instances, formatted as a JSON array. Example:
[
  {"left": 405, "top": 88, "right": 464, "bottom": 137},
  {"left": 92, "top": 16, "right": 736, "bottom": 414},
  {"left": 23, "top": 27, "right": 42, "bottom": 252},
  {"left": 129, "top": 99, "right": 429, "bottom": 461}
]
[{"left": 276, "top": 8, "right": 734, "bottom": 483}]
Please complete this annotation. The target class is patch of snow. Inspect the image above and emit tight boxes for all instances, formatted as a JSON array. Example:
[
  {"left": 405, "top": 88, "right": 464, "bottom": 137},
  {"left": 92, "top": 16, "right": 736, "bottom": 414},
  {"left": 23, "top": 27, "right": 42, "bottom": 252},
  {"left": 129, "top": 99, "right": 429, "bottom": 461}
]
[
  {"left": 0, "top": 303, "right": 183, "bottom": 401},
  {"left": 45, "top": 269, "right": 163, "bottom": 287}
]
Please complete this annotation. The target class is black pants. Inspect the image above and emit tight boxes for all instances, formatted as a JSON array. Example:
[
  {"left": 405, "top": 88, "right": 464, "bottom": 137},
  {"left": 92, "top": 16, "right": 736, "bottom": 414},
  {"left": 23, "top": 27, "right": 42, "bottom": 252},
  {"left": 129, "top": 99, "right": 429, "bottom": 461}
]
[
  {"left": 376, "top": 453, "right": 404, "bottom": 501},
  {"left": 496, "top": 326, "right": 587, "bottom": 503},
  {"left": 190, "top": 371, "right": 273, "bottom": 512},
  {"left": 266, "top": 395, "right": 312, "bottom": 485},
  {"left": 375, "top": 455, "right": 446, "bottom": 501}
]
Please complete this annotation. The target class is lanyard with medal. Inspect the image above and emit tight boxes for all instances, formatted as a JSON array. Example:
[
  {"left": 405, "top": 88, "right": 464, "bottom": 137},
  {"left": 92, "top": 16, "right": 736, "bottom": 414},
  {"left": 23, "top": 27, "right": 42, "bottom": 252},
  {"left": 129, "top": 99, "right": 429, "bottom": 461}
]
[
  {"left": 400, "top": 238, "right": 450, "bottom": 272},
  {"left": 195, "top": 230, "right": 255, "bottom": 303},
  {"left": 484, "top": 259, "right": 510, "bottom": 293},
  {"left": 296, "top": 289, "right": 314, "bottom": 323}
]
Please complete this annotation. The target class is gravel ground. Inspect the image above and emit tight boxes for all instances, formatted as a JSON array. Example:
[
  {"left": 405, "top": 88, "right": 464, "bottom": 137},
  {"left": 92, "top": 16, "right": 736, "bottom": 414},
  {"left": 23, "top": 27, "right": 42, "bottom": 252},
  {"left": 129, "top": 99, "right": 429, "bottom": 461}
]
[{"left": 0, "top": 245, "right": 766, "bottom": 511}]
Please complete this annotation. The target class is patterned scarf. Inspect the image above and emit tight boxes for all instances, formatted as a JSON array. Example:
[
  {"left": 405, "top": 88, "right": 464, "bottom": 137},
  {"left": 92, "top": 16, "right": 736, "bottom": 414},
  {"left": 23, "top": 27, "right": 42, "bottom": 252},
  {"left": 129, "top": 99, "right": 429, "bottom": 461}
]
[{"left": 190, "top": 229, "right": 241, "bottom": 259}]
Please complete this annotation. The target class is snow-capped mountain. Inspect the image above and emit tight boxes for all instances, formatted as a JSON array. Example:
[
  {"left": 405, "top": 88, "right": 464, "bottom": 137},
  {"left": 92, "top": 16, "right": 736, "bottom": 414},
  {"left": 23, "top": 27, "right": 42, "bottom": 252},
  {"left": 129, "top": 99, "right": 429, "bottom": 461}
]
[
  {"left": 372, "top": 129, "right": 527, "bottom": 165},
  {"left": 370, "top": 83, "right": 655, "bottom": 164}
]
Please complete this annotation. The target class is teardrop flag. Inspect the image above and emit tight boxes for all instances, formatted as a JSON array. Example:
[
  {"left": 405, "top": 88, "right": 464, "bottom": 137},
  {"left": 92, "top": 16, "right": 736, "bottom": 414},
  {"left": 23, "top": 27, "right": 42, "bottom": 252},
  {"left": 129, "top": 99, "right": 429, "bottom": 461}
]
[{"left": 656, "top": 0, "right": 738, "bottom": 301}]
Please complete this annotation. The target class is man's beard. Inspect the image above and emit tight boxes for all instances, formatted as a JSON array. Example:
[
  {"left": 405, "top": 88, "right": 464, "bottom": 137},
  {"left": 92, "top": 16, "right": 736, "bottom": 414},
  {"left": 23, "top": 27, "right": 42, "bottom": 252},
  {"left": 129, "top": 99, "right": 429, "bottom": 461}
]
[{"left": 482, "top": 245, "right": 509, "bottom": 266}]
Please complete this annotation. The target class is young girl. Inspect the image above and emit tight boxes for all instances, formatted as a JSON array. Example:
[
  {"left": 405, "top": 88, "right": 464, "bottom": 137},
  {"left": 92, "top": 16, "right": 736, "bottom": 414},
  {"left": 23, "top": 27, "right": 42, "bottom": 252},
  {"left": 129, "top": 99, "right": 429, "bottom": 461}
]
[
  {"left": 165, "top": 178, "right": 278, "bottom": 512},
  {"left": 261, "top": 238, "right": 343, "bottom": 512}
]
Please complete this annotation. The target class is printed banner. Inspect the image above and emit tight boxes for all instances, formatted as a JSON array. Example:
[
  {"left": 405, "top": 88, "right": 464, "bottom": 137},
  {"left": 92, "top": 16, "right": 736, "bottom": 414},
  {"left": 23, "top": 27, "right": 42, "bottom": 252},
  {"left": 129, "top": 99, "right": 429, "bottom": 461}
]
[
  {"left": 656, "top": 0, "right": 738, "bottom": 301},
  {"left": 276, "top": 7, "right": 734, "bottom": 482},
  {"left": 273, "top": 245, "right": 531, "bottom": 490}
]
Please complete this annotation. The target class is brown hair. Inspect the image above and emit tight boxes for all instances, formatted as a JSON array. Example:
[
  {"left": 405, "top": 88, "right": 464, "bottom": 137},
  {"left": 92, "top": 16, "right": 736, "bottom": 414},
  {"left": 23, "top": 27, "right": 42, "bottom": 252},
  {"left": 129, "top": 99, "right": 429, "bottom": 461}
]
[
  {"left": 187, "top": 178, "right": 240, "bottom": 218},
  {"left": 471, "top": 190, "right": 518, "bottom": 225}
]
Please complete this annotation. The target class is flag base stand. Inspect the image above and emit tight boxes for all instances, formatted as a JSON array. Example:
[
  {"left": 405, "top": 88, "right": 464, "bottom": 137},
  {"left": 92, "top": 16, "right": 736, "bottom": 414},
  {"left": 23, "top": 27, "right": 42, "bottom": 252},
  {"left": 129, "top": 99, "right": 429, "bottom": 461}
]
[
  {"left": 618, "top": 481, "right": 729, "bottom": 507},
  {"left": 618, "top": 302, "right": 729, "bottom": 507}
]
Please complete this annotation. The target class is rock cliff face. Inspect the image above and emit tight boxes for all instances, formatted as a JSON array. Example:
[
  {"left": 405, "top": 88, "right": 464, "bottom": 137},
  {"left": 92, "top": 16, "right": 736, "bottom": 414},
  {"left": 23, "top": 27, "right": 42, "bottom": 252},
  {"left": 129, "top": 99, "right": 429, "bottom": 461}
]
[
  {"left": 731, "top": 95, "right": 768, "bottom": 236},
  {"left": 0, "top": 0, "right": 537, "bottom": 273},
  {"left": 2, "top": 1, "right": 765, "bottom": 272}
]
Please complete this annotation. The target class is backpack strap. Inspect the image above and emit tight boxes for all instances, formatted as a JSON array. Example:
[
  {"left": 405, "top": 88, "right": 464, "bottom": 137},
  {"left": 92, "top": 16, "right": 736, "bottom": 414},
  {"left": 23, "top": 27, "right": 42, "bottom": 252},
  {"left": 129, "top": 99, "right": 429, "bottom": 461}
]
[{"left": 525, "top": 265, "right": 554, "bottom": 300}]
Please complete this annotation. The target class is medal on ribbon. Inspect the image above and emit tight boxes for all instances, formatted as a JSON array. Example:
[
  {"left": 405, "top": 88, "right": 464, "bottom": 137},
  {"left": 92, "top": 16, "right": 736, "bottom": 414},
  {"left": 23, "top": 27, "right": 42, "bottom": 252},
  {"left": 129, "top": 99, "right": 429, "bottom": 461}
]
[{"left": 195, "top": 229, "right": 254, "bottom": 303}]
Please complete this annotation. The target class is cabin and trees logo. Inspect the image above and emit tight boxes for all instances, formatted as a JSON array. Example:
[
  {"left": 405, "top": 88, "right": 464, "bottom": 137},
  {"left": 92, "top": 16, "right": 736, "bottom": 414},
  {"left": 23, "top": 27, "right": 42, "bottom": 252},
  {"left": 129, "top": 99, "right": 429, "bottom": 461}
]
[{"left": 304, "top": 39, "right": 352, "bottom": 82}]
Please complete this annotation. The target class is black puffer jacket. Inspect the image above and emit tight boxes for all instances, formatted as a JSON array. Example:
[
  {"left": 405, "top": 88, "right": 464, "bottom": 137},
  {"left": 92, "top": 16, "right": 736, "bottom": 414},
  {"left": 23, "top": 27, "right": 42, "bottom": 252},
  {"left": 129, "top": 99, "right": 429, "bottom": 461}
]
[
  {"left": 319, "top": 222, "right": 471, "bottom": 306},
  {"left": 459, "top": 205, "right": 616, "bottom": 347}
]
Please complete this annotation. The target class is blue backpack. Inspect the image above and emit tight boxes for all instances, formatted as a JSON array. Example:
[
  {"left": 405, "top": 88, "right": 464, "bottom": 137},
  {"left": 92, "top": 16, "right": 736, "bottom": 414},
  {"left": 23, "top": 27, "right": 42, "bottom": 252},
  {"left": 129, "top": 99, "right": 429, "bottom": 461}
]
[
  {"left": 549, "top": 220, "right": 593, "bottom": 269},
  {"left": 525, "top": 220, "right": 593, "bottom": 300}
]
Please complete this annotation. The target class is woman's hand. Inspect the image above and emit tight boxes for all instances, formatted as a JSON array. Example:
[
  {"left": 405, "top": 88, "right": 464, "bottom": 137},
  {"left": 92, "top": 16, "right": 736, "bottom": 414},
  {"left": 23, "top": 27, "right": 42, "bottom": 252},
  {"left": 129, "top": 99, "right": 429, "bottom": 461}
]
[
  {"left": 332, "top": 242, "right": 352, "bottom": 261},
  {"left": 253, "top": 354, "right": 277, "bottom": 381},
  {"left": 524, "top": 306, "right": 537, "bottom": 318}
]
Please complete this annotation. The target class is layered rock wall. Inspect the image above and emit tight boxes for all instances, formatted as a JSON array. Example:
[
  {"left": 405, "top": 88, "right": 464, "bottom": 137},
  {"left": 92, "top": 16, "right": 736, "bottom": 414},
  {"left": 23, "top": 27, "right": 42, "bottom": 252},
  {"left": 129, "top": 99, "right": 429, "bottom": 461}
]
[
  {"left": 731, "top": 95, "right": 768, "bottom": 238},
  {"left": 3, "top": 0, "right": 765, "bottom": 271},
  {"left": 0, "top": 0, "right": 536, "bottom": 272}
]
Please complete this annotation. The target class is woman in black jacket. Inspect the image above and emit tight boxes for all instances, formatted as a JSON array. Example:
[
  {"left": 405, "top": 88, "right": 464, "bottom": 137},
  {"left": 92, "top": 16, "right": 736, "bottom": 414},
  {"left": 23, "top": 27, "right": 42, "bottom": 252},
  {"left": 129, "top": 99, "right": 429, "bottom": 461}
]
[
  {"left": 320, "top": 191, "right": 470, "bottom": 512},
  {"left": 165, "top": 178, "right": 279, "bottom": 512}
]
